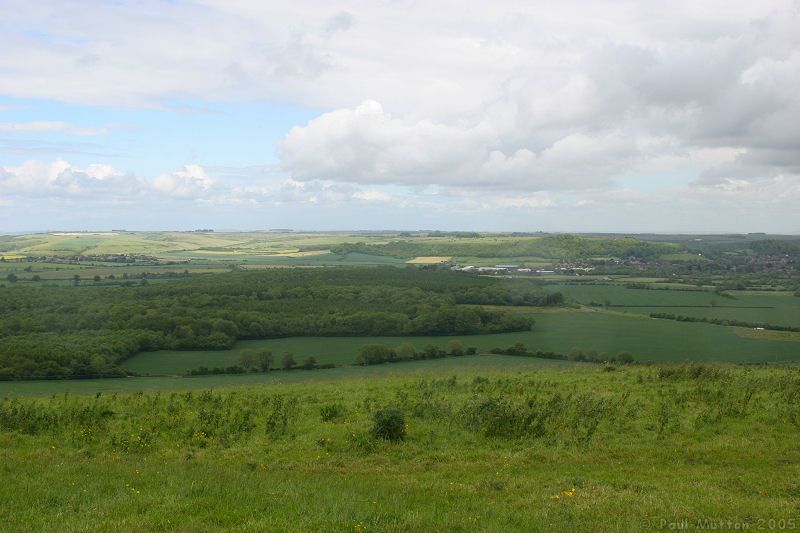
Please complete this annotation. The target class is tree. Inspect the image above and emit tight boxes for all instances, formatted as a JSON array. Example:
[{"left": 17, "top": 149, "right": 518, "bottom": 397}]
[
  {"left": 395, "top": 342, "right": 416, "bottom": 361},
  {"left": 422, "top": 344, "right": 440, "bottom": 359},
  {"left": 6, "top": 273, "right": 17, "bottom": 283},
  {"left": 237, "top": 349, "right": 257, "bottom": 371},
  {"left": 257, "top": 350, "right": 273, "bottom": 372},
  {"left": 94, "top": 275, "right": 101, "bottom": 283},
  {"left": 355, "top": 344, "right": 394, "bottom": 365},
  {"left": 447, "top": 339, "right": 464, "bottom": 356},
  {"left": 281, "top": 352, "right": 296, "bottom": 370},
  {"left": 301, "top": 356, "right": 317, "bottom": 370}
]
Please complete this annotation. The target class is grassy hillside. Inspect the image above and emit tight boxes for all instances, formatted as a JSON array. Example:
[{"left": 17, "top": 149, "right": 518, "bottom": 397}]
[{"left": 1, "top": 363, "right": 798, "bottom": 531}]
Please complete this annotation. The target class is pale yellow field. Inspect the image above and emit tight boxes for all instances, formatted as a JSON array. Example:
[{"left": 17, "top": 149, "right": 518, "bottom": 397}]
[
  {"left": 406, "top": 256, "right": 452, "bottom": 264},
  {"left": 0, "top": 254, "right": 26, "bottom": 260},
  {"left": 272, "top": 250, "right": 330, "bottom": 257},
  {"left": 51, "top": 232, "right": 118, "bottom": 236}
]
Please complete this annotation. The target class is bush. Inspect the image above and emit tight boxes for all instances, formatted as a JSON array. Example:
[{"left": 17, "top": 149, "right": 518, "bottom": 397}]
[
  {"left": 616, "top": 352, "right": 634, "bottom": 365},
  {"left": 320, "top": 403, "right": 347, "bottom": 422},
  {"left": 371, "top": 407, "right": 406, "bottom": 442}
]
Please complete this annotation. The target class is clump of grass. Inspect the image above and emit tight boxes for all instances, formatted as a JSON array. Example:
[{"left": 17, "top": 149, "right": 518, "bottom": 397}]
[
  {"left": 371, "top": 407, "right": 406, "bottom": 441},
  {"left": 320, "top": 402, "right": 347, "bottom": 422}
]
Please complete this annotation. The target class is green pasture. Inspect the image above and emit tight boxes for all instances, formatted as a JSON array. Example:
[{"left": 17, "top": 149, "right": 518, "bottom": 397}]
[
  {"left": 1, "top": 364, "right": 799, "bottom": 531},
  {"left": 550, "top": 284, "right": 800, "bottom": 327},
  {"left": 0, "top": 355, "right": 570, "bottom": 397},
  {"left": 119, "top": 309, "right": 800, "bottom": 378}
]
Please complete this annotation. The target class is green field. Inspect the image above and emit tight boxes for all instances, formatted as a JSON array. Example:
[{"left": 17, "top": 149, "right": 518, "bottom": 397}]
[
  {"left": 2, "top": 363, "right": 799, "bottom": 531},
  {"left": 0, "top": 355, "right": 571, "bottom": 397},
  {"left": 551, "top": 284, "right": 800, "bottom": 327},
  {"left": 116, "top": 308, "right": 800, "bottom": 379}
]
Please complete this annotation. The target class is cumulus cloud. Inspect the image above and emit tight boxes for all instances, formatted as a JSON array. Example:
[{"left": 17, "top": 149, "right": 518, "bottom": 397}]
[
  {"left": 281, "top": 100, "right": 641, "bottom": 190},
  {"left": 0, "top": 160, "right": 217, "bottom": 201},
  {"left": 0, "top": 159, "right": 143, "bottom": 198},
  {"left": 152, "top": 165, "right": 215, "bottom": 198},
  {"left": 0, "top": 1, "right": 798, "bottom": 230}
]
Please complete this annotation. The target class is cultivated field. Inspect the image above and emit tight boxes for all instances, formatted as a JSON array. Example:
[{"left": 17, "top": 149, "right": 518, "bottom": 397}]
[{"left": 114, "top": 308, "right": 800, "bottom": 381}]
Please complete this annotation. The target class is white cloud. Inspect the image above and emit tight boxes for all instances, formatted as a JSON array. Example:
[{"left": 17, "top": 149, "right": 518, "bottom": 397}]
[
  {"left": 280, "top": 100, "right": 640, "bottom": 190},
  {"left": 152, "top": 165, "right": 215, "bottom": 198},
  {"left": 0, "top": 1, "right": 798, "bottom": 230},
  {"left": 0, "top": 159, "right": 143, "bottom": 198}
]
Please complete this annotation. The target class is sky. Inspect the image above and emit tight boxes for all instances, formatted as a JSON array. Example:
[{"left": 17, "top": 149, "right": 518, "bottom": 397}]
[{"left": 0, "top": 0, "right": 799, "bottom": 233}]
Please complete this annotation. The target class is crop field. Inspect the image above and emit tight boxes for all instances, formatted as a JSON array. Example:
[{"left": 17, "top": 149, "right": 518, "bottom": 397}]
[
  {"left": 1, "top": 363, "right": 799, "bottom": 531},
  {"left": 550, "top": 284, "right": 800, "bottom": 327},
  {"left": 405, "top": 256, "right": 452, "bottom": 264},
  {"left": 116, "top": 308, "right": 800, "bottom": 380},
  {"left": 0, "top": 231, "right": 400, "bottom": 258}
]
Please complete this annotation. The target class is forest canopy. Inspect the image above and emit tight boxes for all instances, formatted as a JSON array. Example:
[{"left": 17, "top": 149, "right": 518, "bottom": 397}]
[{"left": 0, "top": 267, "right": 559, "bottom": 379}]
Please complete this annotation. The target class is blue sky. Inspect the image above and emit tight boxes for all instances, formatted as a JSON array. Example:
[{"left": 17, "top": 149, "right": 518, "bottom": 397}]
[{"left": 1, "top": 1, "right": 798, "bottom": 232}]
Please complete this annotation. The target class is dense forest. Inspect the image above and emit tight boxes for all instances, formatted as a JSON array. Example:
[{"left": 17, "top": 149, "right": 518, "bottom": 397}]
[
  {"left": 329, "top": 234, "right": 681, "bottom": 259},
  {"left": 0, "top": 267, "right": 561, "bottom": 379}
]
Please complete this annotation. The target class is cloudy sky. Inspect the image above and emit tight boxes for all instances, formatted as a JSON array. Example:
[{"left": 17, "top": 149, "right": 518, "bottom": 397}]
[{"left": 1, "top": 0, "right": 799, "bottom": 232}]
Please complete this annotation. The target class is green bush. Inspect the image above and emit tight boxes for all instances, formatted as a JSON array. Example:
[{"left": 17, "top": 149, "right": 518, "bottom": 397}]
[
  {"left": 371, "top": 407, "right": 406, "bottom": 441},
  {"left": 320, "top": 403, "right": 347, "bottom": 422}
]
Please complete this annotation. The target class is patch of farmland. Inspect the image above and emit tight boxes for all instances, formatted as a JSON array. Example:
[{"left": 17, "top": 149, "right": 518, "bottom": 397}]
[
  {"left": 406, "top": 256, "right": 452, "bottom": 264},
  {"left": 120, "top": 309, "right": 800, "bottom": 377}
]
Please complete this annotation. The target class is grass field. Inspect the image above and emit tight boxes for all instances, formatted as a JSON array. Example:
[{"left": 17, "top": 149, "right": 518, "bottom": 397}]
[
  {"left": 115, "top": 308, "right": 800, "bottom": 380},
  {"left": 1, "top": 363, "right": 798, "bottom": 531},
  {"left": 0, "top": 355, "right": 570, "bottom": 397},
  {"left": 552, "top": 284, "right": 800, "bottom": 327}
]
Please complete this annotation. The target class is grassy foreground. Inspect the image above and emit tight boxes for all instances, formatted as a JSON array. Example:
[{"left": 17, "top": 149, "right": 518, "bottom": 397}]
[{"left": 2, "top": 363, "right": 800, "bottom": 531}]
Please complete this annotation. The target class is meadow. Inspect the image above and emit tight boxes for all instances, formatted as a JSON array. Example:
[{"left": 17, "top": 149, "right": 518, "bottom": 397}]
[{"left": 1, "top": 362, "right": 799, "bottom": 531}]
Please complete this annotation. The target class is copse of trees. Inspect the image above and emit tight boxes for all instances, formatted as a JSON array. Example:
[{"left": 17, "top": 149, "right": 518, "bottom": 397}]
[{"left": 0, "top": 268, "right": 550, "bottom": 380}]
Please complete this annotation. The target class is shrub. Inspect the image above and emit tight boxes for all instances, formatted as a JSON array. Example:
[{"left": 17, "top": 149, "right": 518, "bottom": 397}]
[
  {"left": 301, "top": 356, "right": 317, "bottom": 370},
  {"left": 320, "top": 403, "right": 347, "bottom": 422},
  {"left": 371, "top": 407, "right": 406, "bottom": 441},
  {"left": 616, "top": 352, "right": 634, "bottom": 365}
]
